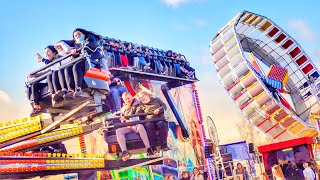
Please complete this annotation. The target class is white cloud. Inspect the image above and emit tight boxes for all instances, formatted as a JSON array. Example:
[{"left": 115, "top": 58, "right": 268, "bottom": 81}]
[
  {"left": 288, "top": 19, "right": 316, "bottom": 42},
  {"left": 162, "top": 0, "right": 206, "bottom": 8},
  {"left": 0, "top": 90, "right": 11, "bottom": 103},
  {"left": 0, "top": 90, "right": 31, "bottom": 122},
  {"left": 191, "top": 17, "right": 207, "bottom": 27}
]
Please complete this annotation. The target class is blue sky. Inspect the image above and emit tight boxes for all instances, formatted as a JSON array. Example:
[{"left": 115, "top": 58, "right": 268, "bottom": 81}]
[{"left": 0, "top": 0, "right": 319, "bottom": 142}]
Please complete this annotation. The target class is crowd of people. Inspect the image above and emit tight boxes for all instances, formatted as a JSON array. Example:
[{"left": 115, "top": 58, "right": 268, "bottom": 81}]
[
  {"left": 27, "top": 28, "right": 196, "bottom": 117},
  {"left": 104, "top": 38, "right": 196, "bottom": 79},
  {"left": 25, "top": 28, "right": 198, "bottom": 178},
  {"left": 164, "top": 167, "right": 205, "bottom": 180},
  {"left": 259, "top": 159, "right": 319, "bottom": 180},
  {"left": 27, "top": 28, "right": 104, "bottom": 116}
]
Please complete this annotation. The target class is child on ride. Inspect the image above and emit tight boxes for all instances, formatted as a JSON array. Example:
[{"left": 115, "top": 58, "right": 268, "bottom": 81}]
[{"left": 136, "top": 90, "right": 169, "bottom": 151}]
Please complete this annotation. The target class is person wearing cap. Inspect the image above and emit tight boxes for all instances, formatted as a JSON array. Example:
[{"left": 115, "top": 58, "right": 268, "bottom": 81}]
[{"left": 28, "top": 45, "right": 61, "bottom": 116}]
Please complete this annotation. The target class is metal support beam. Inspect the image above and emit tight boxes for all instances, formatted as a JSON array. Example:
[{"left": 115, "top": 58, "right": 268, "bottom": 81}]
[
  {"left": 41, "top": 101, "right": 91, "bottom": 134},
  {"left": 161, "top": 85, "right": 190, "bottom": 140}
]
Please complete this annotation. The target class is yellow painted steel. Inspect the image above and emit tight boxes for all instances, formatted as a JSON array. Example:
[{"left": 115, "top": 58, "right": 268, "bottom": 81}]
[
  {"left": 260, "top": 21, "right": 272, "bottom": 32},
  {"left": 246, "top": 81, "right": 258, "bottom": 91},
  {"left": 252, "top": 17, "right": 264, "bottom": 26},
  {"left": 253, "top": 91, "right": 265, "bottom": 100},
  {"left": 240, "top": 71, "right": 252, "bottom": 81},
  {"left": 0, "top": 119, "right": 42, "bottom": 143},
  {"left": 270, "top": 108, "right": 283, "bottom": 118},
  {"left": 241, "top": 13, "right": 252, "bottom": 23},
  {"left": 224, "top": 36, "right": 235, "bottom": 46},
  {"left": 226, "top": 43, "right": 238, "bottom": 53},
  {"left": 247, "top": 15, "right": 258, "bottom": 25},
  {"left": 279, "top": 115, "right": 291, "bottom": 124},
  {"left": 229, "top": 52, "right": 241, "bottom": 61},
  {"left": 289, "top": 123, "right": 305, "bottom": 134}
]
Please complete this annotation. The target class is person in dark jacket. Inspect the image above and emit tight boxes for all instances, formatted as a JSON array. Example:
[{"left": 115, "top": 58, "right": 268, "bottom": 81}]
[
  {"left": 286, "top": 163, "right": 304, "bottom": 180},
  {"left": 42, "top": 46, "right": 64, "bottom": 106},
  {"left": 136, "top": 90, "right": 169, "bottom": 151},
  {"left": 29, "top": 45, "right": 60, "bottom": 116},
  {"left": 64, "top": 28, "right": 103, "bottom": 98}
]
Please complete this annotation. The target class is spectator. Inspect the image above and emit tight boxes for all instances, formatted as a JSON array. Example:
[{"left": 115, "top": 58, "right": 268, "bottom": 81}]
[
  {"left": 190, "top": 167, "right": 204, "bottom": 180},
  {"left": 303, "top": 163, "right": 316, "bottom": 180},
  {"left": 136, "top": 90, "right": 169, "bottom": 151},
  {"left": 116, "top": 92, "right": 153, "bottom": 161},
  {"left": 259, "top": 172, "right": 269, "bottom": 180},
  {"left": 233, "top": 163, "right": 249, "bottom": 180},
  {"left": 278, "top": 159, "right": 288, "bottom": 177},
  {"left": 286, "top": 163, "right": 304, "bottom": 180},
  {"left": 165, "top": 174, "right": 175, "bottom": 180},
  {"left": 272, "top": 164, "right": 285, "bottom": 180},
  {"left": 180, "top": 171, "right": 190, "bottom": 180},
  {"left": 217, "top": 165, "right": 225, "bottom": 179},
  {"left": 310, "top": 159, "right": 319, "bottom": 179}
]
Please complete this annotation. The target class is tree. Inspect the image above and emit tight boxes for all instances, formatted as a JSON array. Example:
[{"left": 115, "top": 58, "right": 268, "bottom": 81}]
[{"left": 235, "top": 118, "right": 273, "bottom": 147}]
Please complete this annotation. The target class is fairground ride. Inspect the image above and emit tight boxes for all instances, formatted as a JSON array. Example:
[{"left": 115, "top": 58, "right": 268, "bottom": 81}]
[
  {"left": 0, "top": 35, "right": 208, "bottom": 179},
  {"left": 210, "top": 11, "right": 320, "bottom": 142}
]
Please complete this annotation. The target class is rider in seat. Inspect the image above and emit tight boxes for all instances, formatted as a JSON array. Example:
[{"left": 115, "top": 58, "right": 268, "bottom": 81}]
[
  {"left": 116, "top": 92, "right": 154, "bottom": 161},
  {"left": 29, "top": 45, "right": 60, "bottom": 116},
  {"left": 136, "top": 90, "right": 170, "bottom": 151},
  {"left": 105, "top": 74, "right": 127, "bottom": 114},
  {"left": 64, "top": 28, "right": 103, "bottom": 98}
]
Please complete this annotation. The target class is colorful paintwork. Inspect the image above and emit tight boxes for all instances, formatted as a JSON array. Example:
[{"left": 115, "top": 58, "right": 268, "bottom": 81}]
[{"left": 78, "top": 81, "right": 206, "bottom": 179}]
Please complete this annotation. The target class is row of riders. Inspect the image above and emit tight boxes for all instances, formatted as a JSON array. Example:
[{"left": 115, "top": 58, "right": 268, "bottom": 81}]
[
  {"left": 27, "top": 28, "right": 196, "bottom": 117},
  {"left": 26, "top": 28, "right": 178, "bottom": 162}
]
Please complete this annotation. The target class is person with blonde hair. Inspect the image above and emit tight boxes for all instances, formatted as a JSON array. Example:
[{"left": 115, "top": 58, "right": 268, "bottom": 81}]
[
  {"left": 165, "top": 174, "right": 175, "bottom": 180},
  {"left": 272, "top": 164, "right": 286, "bottom": 180},
  {"left": 136, "top": 89, "right": 169, "bottom": 150},
  {"left": 259, "top": 172, "right": 269, "bottom": 180},
  {"left": 115, "top": 92, "right": 154, "bottom": 161},
  {"left": 134, "top": 83, "right": 152, "bottom": 93}
]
